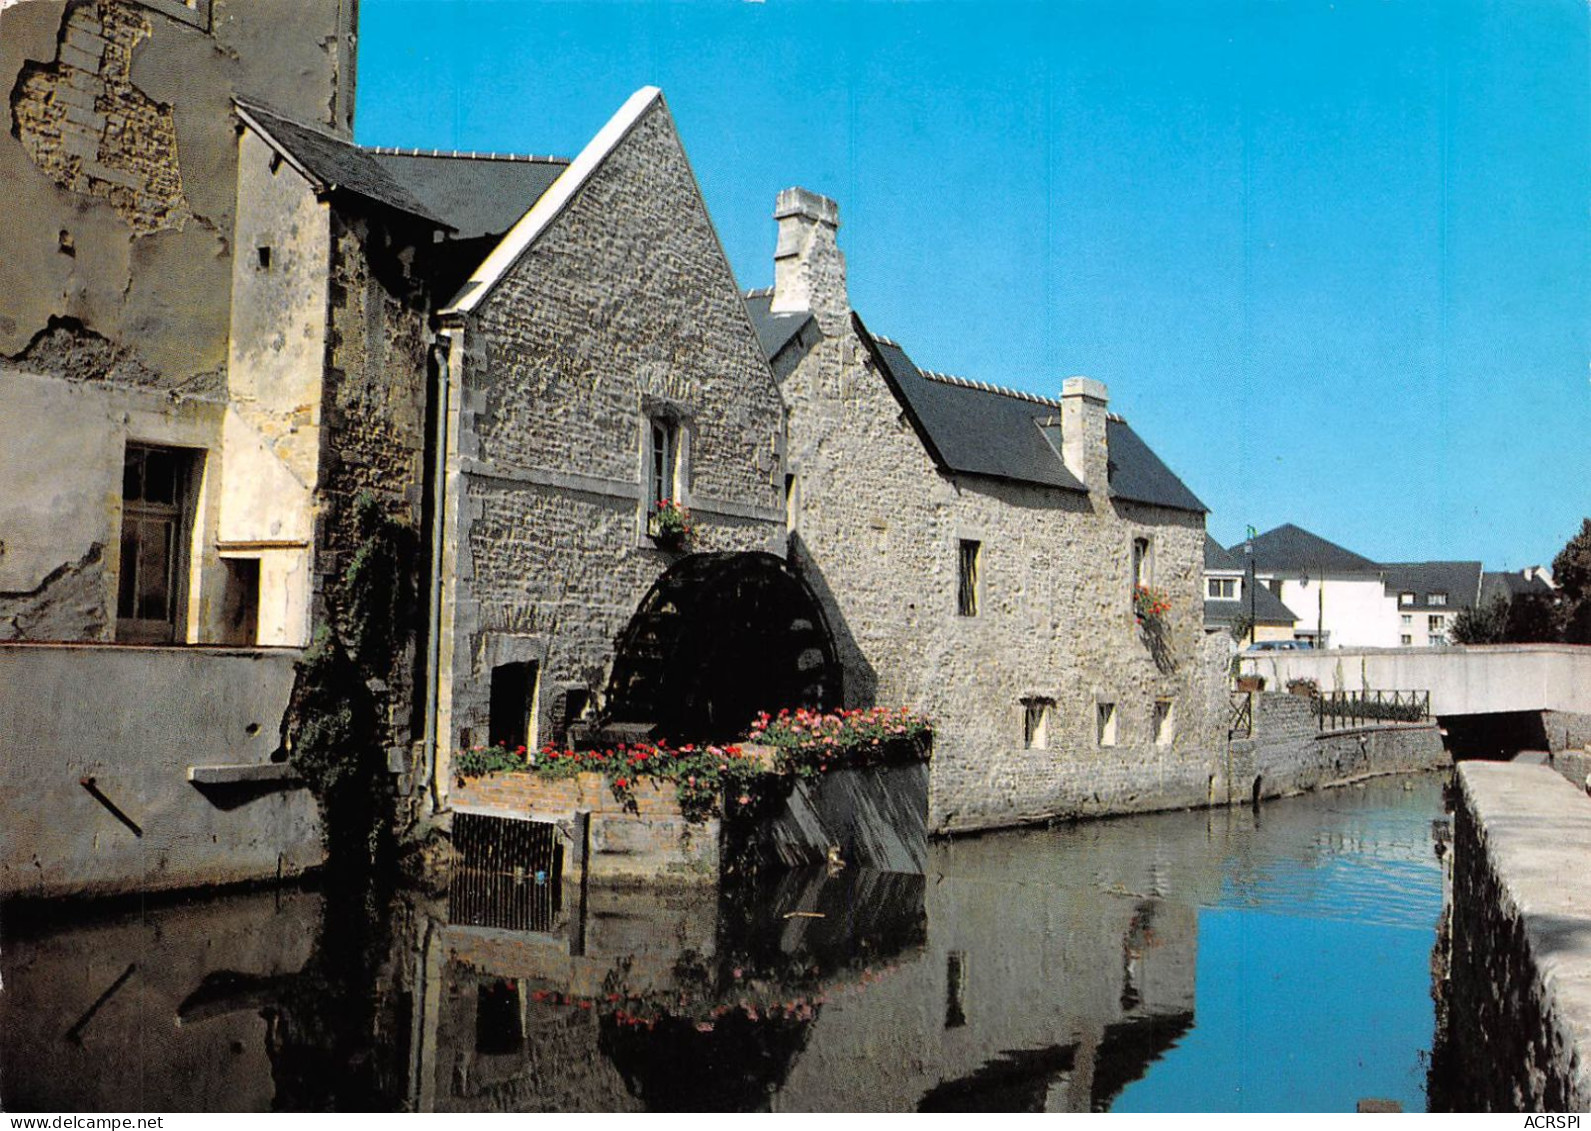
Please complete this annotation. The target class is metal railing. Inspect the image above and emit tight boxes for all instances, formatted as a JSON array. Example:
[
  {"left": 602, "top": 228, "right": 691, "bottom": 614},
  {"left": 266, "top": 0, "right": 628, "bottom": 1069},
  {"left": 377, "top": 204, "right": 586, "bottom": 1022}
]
[{"left": 1315, "top": 689, "right": 1430, "bottom": 732}]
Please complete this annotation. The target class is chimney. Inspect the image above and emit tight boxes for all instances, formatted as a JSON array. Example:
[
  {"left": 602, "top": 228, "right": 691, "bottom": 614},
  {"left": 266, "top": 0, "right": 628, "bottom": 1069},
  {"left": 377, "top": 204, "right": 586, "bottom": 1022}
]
[
  {"left": 1060, "top": 376, "right": 1109, "bottom": 492},
  {"left": 772, "top": 187, "right": 847, "bottom": 326}
]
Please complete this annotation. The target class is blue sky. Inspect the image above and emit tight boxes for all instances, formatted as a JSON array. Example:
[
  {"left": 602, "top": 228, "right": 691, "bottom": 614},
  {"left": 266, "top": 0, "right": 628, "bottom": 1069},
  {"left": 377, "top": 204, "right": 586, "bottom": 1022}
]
[{"left": 357, "top": 0, "right": 1590, "bottom": 570}]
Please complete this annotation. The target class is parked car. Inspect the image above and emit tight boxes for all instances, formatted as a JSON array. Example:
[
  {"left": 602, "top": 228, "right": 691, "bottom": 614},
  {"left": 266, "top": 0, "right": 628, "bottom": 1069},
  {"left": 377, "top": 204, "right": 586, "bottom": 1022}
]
[{"left": 1245, "top": 640, "right": 1314, "bottom": 653}]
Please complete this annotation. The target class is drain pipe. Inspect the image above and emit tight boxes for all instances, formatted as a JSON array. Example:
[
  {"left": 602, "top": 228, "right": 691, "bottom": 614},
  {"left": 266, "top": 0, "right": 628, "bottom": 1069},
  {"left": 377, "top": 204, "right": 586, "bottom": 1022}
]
[{"left": 421, "top": 330, "right": 453, "bottom": 813}]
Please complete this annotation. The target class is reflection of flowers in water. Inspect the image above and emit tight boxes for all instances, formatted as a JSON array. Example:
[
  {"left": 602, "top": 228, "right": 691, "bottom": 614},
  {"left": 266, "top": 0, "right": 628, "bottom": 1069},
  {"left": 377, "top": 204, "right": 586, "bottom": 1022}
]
[{"left": 525, "top": 959, "right": 910, "bottom": 1031}]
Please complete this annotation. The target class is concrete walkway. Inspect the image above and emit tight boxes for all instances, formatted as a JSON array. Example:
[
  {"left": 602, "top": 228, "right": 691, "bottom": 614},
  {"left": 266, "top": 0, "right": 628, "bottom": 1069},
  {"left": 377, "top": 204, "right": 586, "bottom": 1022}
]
[{"left": 1450, "top": 761, "right": 1591, "bottom": 1109}]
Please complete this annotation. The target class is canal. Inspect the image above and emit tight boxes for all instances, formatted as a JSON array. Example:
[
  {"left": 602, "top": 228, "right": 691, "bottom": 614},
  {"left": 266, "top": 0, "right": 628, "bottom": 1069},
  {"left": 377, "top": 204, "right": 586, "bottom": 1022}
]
[{"left": 0, "top": 772, "right": 1448, "bottom": 1112}]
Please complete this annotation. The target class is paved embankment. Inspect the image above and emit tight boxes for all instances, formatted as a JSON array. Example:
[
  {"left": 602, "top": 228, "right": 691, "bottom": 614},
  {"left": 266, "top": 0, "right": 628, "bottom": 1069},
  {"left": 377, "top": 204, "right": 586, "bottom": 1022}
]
[{"left": 1446, "top": 761, "right": 1591, "bottom": 1110}]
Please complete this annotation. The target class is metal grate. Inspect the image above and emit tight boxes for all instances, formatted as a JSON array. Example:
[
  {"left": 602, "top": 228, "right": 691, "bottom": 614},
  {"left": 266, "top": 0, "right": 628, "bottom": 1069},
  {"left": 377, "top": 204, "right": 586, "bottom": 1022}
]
[{"left": 449, "top": 812, "right": 562, "bottom": 932}]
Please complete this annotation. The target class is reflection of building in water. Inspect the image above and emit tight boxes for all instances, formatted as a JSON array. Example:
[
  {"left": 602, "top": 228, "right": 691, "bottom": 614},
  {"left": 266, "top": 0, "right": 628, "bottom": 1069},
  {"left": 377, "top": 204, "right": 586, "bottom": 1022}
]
[{"left": 406, "top": 848, "right": 1198, "bottom": 1113}]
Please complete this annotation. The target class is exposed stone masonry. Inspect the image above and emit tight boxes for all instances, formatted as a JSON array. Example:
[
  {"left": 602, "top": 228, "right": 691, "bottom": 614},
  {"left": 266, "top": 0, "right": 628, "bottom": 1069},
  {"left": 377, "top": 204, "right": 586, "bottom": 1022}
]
[{"left": 11, "top": 0, "right": 192, "bottom": 236}]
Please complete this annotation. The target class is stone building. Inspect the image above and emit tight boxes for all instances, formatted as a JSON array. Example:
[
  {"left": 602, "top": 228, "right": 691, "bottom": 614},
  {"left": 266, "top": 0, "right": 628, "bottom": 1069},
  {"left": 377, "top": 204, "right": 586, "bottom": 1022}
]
[
  {"left": 428, "top": 88, "right": 803, "bottom": 803},
  {"left": 750, "top": 188, "right": 1229, "bottom": 833}
]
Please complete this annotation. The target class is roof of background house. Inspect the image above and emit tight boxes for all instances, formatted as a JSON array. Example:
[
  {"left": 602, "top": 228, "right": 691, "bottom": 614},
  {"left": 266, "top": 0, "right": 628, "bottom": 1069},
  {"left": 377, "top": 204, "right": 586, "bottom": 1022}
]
[
  {"left": 368, "top": 149, "right": 569, "bottom": 241},
  {"left": 1205, "top": 579, "right": 1299, "bottom": 628},
  {"left": 236, "top": 101, "right": 451, "bottom": 228},
  {"left": 845, "top": 319, "right": 1206, "bottom": 512},
  {"left": 1481, "top": 570, "right": 1556, "bottom": 603},
  {"left": 743, "top": 289, "right": 814, "bottom": 361},
  {"left": 1382, "top": 561, "right": 1483, "bottom": 610},
  {"left": 1204, "top": 534, "right": 1245, "bottom": 572},
  {"left": 1230, "top": 523, "right": 1380, "bottom": 575}
]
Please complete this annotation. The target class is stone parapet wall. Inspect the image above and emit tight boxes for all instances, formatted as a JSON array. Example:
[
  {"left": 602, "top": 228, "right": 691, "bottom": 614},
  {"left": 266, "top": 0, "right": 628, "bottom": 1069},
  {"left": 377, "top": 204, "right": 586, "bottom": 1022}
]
[
  {"left": 451, "top": 770, "right": 720, "bottom": 886},
  {"left": 1442, "top": 762, "right": 1591, "bottom": 1111},
  {"left": 1230, "top": 691, "right": 1446, "bottom": 802}
]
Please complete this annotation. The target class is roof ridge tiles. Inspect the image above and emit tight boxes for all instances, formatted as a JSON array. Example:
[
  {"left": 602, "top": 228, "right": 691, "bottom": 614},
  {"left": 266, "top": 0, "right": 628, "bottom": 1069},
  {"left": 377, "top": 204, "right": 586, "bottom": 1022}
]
[
  {"left": 365, "top": 145, "right": 570, "bottom": 164},
  {"left": 917, "top": 367, "right": 1062, "bottom": 409},
  {"left": 744, "top": 286, "right": 773, "bottom": 298}
]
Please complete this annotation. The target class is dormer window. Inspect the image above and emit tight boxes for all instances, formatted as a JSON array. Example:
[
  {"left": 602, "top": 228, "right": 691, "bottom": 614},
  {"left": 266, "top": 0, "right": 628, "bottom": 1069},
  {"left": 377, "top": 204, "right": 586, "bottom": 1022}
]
[
  {"left": 1429, "top": 592, "right": 1447, "bottom": 607},
  {"left": 1207, "top": 577, "right": 1239, "bottom": 600},
  {"left": 1400, "top": 592, "right": 1417, "bottom": 606}
]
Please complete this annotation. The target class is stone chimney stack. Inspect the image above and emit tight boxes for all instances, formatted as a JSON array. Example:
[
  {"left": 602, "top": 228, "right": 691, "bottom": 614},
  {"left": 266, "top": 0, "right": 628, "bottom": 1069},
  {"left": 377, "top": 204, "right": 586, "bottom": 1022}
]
[
  {"left": 772, "top": 187, "right": 847, "bottom": 327},
  {"left": 1060, "top": 376, "right": 1110, "bottom": 491}
]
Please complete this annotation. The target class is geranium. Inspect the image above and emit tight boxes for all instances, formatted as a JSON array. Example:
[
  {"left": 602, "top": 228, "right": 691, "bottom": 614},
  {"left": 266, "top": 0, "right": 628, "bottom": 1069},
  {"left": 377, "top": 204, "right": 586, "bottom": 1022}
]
[
  {"left": 651, "top": 498, "right": 695, "bottom": 545},
  {"left": 1133, "top": 584, "right": 1171, "bottom": 623}
]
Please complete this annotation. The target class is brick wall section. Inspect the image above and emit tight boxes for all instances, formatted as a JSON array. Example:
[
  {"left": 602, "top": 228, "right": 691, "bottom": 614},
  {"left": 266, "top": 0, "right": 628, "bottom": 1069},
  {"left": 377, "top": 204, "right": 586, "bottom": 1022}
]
[
  {"left": 452, "top": 771, "right": 720, "bottom": 885},
  {"left": 438, "top": 96, "right": 786, "bottom": 779},
  {"left": 1441, "top": 762, "right": 1591, "bottom": 1110}
]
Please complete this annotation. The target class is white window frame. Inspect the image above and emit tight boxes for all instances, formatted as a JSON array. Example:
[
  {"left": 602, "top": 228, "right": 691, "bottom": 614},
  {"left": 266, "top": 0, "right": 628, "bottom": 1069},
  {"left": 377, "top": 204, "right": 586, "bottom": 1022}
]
[{"left": 1207, "top": 577, "right": 1239, "bottom": 600}]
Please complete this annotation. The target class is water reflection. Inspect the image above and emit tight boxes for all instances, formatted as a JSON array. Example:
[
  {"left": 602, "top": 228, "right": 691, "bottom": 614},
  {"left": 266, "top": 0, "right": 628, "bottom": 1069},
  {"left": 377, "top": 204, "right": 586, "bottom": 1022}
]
[{"left": 0, "top": 774, "right": 1447, "bottom": 1112}]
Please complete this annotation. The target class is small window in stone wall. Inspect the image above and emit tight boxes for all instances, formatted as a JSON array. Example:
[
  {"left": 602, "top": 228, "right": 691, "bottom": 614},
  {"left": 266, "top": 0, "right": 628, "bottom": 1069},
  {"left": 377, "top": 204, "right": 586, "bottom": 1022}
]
[
  {"left": 1022, "top": 697, "right": 1053, "bottom": 750},
  {"left": 1097, "top": 702, "right": 1118, "bottom": 747},
  {"left": 1153, "top": 699, "right": 1174, "bottom": 746},
  {"left": 488, "top": 661, "right": 539, "bottom": 752},
  {"left": 649, "top": 417, "right": 680, "bottom": 513},
  {"left": 957, "top": 540, "right": 981, "bottom": 617},
  {"left": 1132, "top": 536, "right": 1152, "bottom": 589}
]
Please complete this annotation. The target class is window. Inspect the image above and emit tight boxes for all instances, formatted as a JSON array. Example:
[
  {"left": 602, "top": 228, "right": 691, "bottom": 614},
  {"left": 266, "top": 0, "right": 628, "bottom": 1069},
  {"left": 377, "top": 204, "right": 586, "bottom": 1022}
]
[
  {"left": 1401, "top": 634, "right": 1413, "bottom": 645},
  {"left": 1428, "top": 615, "right": 1445, "bottom": 632},
  {"left": 1207, "top": 577, "right": 1238, "bottom": 600},
  {"left": 117, "top": 443, "right": 199, "bottom": 643},
  {"left": 1153, "top": 699, "right": 1174, "bottom": 746},
  {"left": 1401, "top": 614, "right": 1412, "bottom": 627},
  {"left": 219, "top": 558, "right": 260, "bottom": 646},
  {"left": 256, "top": 246, "right": 272, "bottom": 270},
  {"left": 1430, "top": 634, "right": 1448, "bottom": 646},
  {"left": 1400, "top": 592, "right": 1416, "bottom": 606},
  {"left": 957, "top": 540, "right": 981, "bottom": 617},
  {"left": 1022, "top": 698, "right": 1053, "bottom": 750},
  {"left": 648, "top": 417, "right": 680, "bottom": 512},
  {"left": 488, "top": 661, "right": 539, "bottom": 751},
  {"left": 1268, "top": 578, "right": 1284, "bottom": 597},
  {"left": 1430, "top": 592, "right": 1448, "bottom": 607},
  {"left": 1097, "top": 702, "right": 1118, "bottom": 746}
]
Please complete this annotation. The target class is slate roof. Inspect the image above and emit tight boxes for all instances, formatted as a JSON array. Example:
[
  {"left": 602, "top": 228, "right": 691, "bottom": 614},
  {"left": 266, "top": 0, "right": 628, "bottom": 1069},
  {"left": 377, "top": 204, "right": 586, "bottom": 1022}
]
[
  {"left": 1229, "top": 524, "right": 1380, "bottom": 575},
  {"left": 743, "top": 289, "right": 814, "bottom": 361},
  {"left": 1382, "top": 561, "right": 1484, "bottom": 611},
  {"left": 235, "top": 101, "right": 451, "bottom": 228},
  {"left": 1481, "top": 570, "right": 1555, "bottom": 603},
  {"left": 843, "top": 318, "right": 1205, "bottom": 513},
  {"left": 1204, "top": 534, "right": 1244, "bottom": 572},
  {"left": 369, "top": 149, "right": 569, "bottom": 241}
]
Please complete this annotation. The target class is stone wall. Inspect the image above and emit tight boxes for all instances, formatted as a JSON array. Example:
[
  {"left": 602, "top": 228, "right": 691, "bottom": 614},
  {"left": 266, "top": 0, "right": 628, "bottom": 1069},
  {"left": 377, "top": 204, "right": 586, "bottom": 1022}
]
[
  {"left": 0, "top": 642, "right": 321, "bottom": 899},
  {"left": 451, "top": 771, "right": 721, "bottom": 886},
  {"left": 1439, "top": 761, "right": 1591, "bottom": 1111},
  {"left": 1542, "top": 710, "right": 1591, "bottom": 756},
  {"left": 772, "top": 192, "right": 1225, "bottom": 833},
  {"left": 436, "top": 94, "right": 787, "bottom": 792}
]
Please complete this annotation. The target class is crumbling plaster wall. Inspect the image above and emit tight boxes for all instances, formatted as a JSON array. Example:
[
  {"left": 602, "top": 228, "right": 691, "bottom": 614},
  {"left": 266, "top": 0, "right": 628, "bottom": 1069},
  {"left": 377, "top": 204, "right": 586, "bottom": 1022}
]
[
  {"left": 780, "top": 316, "right": 1222, "bottom": 833},
  {"left": 0, "top": 366, "right": 225, "bottom": 640},
  {"left": 2, "top": 0, "right": 354, "bottom": 380},
  {"left": 436, "top": 96, "right": 786, "bottom": 795}
]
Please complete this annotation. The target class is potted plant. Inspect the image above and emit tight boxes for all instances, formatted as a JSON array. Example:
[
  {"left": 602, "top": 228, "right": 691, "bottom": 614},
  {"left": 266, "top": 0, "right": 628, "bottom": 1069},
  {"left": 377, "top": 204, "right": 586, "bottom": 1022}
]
[
  {"left": 1235, "top": 673, "right": 1265, "bottom": 693},
  {"left": 1133, "top": 584, "right": 1170, "bottom": 625},
  {"left": 648, "top": 498, "right": 694, "bottom": 549}
]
